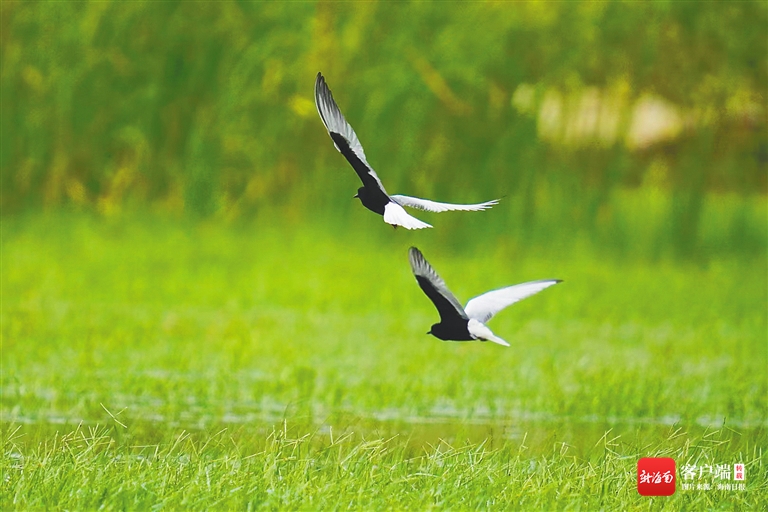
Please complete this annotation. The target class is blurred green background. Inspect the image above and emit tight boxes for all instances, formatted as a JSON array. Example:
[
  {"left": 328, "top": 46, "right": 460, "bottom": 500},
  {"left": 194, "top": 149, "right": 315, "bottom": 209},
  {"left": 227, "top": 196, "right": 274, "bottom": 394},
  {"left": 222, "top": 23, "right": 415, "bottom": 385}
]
[
  {"left": 3, "top": 1, "right": 765, "bottom": 260},
  {"left": 2, "top": 2, "right": 767, "bottom": 507}
]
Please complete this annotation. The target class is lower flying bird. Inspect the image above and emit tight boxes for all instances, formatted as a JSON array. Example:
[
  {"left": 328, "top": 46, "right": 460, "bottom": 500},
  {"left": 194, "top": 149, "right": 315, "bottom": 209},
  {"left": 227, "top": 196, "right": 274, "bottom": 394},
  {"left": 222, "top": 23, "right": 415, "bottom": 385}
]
[
  {"left": 408, "top": 247, "right": 561, "bottom": 347},
  {"left": 314, "top": 73, "right": 499, "bottom": 229}
]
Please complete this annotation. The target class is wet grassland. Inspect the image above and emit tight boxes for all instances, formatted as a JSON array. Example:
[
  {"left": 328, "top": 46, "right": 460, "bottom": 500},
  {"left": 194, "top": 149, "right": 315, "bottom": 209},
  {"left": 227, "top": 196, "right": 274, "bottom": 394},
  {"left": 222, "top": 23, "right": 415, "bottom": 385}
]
[{"left": 2, "top": 208, "right": 766, "bottom": 509}]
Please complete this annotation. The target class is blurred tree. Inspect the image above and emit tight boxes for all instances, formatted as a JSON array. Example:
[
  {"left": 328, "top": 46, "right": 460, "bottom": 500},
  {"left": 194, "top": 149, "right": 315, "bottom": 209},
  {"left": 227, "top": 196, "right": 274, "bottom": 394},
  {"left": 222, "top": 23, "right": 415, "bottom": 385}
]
[{"left": 1, "top": 1, "right": 765, "bottom": 256}]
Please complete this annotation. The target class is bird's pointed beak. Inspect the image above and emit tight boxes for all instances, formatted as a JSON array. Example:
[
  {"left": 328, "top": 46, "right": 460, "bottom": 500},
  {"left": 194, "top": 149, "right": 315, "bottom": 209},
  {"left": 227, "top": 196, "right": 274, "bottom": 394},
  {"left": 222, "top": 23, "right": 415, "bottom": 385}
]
[{"left": 353, "top": 192, "right": 359, "bottom": 199}]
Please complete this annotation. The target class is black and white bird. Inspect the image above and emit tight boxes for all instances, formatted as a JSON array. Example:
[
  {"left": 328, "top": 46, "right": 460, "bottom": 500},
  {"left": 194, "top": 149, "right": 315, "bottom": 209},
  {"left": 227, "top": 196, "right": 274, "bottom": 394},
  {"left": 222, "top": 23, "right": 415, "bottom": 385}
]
[
  {"left": 408, "top": 247, "right": 561, "bottom": 347},
  {"left": 315, "top": 73, "right": 499, "bottom": 229}
]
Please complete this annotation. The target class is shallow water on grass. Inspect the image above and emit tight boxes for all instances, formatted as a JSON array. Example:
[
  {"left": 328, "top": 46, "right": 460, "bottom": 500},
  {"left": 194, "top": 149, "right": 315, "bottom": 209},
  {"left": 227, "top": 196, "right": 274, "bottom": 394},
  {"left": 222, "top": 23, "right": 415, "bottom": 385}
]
[{"left": 5, "top": 400, "right": 766, "bottom": 458}]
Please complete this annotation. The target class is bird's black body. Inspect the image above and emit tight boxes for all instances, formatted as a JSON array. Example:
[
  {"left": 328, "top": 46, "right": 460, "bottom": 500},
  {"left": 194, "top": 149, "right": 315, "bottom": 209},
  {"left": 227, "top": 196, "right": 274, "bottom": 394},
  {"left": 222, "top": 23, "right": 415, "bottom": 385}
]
[
  {"left": 428, "top": 321, "right": 473, "bottom": 341},
  {"left": 329, "top": 132, "right": 389, "bottom": 215},
  {"left": 414, "top": 275, "right": 472, "bottom": 341},
  {"left": 354, "top": 186, "right": 389, "bottom": 215}
]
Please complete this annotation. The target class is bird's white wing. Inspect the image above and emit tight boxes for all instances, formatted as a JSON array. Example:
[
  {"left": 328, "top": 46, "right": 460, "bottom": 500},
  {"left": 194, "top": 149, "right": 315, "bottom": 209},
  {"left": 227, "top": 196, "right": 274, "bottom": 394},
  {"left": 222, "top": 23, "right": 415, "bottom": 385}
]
[
  {"left": 464, "top": 279, "right": 561, "bottom": 324},
  {"left": 314, "top": 73, "right": 387, "bottom": 191},
  {"left": 390, "top": 195, "right": 499, "bottom": 212}
]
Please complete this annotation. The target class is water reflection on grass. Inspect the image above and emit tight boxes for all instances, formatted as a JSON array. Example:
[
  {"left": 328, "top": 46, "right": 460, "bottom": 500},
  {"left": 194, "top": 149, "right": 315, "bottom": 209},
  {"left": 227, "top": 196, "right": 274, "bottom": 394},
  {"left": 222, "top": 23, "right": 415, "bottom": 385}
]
[{"left": 7, "top": 404, "right": 765, "bottom": 460}]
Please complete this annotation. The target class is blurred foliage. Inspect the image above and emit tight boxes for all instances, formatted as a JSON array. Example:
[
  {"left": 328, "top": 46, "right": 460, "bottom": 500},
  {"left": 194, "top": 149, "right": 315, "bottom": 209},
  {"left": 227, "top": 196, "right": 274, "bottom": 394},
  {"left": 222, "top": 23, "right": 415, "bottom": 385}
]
[{"left": 2, "top": 1, "right": 766, "bottom": 257}]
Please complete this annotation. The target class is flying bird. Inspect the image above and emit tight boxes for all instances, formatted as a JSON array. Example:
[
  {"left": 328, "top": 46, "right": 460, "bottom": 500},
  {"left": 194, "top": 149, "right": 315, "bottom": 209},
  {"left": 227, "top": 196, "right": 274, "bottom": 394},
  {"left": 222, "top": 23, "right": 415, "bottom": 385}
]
[
  {"left": 408, "top": 247, "right": 561, "bottom": 347},
  {"left": 314, "top": 72, "right": 499, "bottom": 229}
]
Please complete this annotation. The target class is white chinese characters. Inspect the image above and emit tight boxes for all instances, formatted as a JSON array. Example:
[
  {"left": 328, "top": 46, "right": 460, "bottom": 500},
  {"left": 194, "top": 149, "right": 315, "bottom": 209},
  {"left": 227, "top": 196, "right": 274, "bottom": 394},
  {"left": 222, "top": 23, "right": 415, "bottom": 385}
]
[
  {"left": 679, "top": 462, "right": 746, "bottom": 492},
  {"left": 639, "top": 470, "right": 674, "bottom": 485}
]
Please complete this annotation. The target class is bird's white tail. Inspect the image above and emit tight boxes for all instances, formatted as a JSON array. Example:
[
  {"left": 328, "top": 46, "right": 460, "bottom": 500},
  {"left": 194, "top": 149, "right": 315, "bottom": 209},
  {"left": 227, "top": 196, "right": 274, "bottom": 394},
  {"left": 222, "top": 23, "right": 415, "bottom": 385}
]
[
  {"left": 467, "top": 318, "right": 510, "bottom": 347},
  {"left": 383, "top": 202, "right": 432, "bottom": 230},
  {"left": 483, "top": 333, "right": 511, "bottom": 347}
]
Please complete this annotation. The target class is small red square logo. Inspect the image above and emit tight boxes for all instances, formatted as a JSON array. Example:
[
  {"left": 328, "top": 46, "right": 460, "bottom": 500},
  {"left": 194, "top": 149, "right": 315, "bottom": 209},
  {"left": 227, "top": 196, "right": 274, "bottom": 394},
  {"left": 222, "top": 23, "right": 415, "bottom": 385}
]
[{"left": 638, "top": 458, "right": 676, "bottom": 496}]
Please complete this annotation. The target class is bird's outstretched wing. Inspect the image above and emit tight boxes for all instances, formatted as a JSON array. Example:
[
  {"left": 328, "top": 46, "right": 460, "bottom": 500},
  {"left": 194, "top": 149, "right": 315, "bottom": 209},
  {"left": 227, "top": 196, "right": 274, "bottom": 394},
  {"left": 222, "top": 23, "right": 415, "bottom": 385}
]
[
  {"left": 391, "top": 195, "right": 499, "bottom": 213},
  {"left": 408, "top": 247, "right": 467, "bottom": 322},
  {"left": 314, "top": 73, "right": 387, "bottom": 194},
  {"left": 464, "top": 279, "right": 561, "bottom": 324}
]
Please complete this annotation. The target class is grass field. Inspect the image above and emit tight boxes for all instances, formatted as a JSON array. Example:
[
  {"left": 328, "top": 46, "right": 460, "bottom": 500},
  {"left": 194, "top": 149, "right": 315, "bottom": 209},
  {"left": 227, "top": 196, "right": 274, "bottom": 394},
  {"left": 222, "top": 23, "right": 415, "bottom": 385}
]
[{"left": 2, "top": 210, "right": 766, "bottom": 509}]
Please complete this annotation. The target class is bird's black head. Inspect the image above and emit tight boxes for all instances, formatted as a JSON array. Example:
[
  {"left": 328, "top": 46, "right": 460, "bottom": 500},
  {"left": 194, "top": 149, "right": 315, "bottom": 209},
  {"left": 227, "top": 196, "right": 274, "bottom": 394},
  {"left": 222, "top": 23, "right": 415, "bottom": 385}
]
[
  {"left": 353, "top": 187, "right": 366, "bottom": 202},
  {"left": 427, "top": 323, "right": 447, "bottom": 340}
]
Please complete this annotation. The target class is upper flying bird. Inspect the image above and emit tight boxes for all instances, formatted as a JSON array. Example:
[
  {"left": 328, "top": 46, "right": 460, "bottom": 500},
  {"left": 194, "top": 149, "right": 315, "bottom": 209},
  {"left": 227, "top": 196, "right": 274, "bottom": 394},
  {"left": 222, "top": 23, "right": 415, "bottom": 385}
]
[
  {"left": 314, "top": 73, "right": 499, "bottom": 229},
  {"left": 408, "top": 247, "right": 561, "bottom": 347}
]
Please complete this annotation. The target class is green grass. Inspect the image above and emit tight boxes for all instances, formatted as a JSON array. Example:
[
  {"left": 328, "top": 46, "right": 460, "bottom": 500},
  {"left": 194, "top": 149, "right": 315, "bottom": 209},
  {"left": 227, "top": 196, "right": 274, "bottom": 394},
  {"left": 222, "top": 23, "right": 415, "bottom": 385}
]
[
  {"left": 2, "top": 423, "right": 764, "bottom": 510},
  {"left": 2, "top": 211, "right": 766, "bottom": 509}
]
